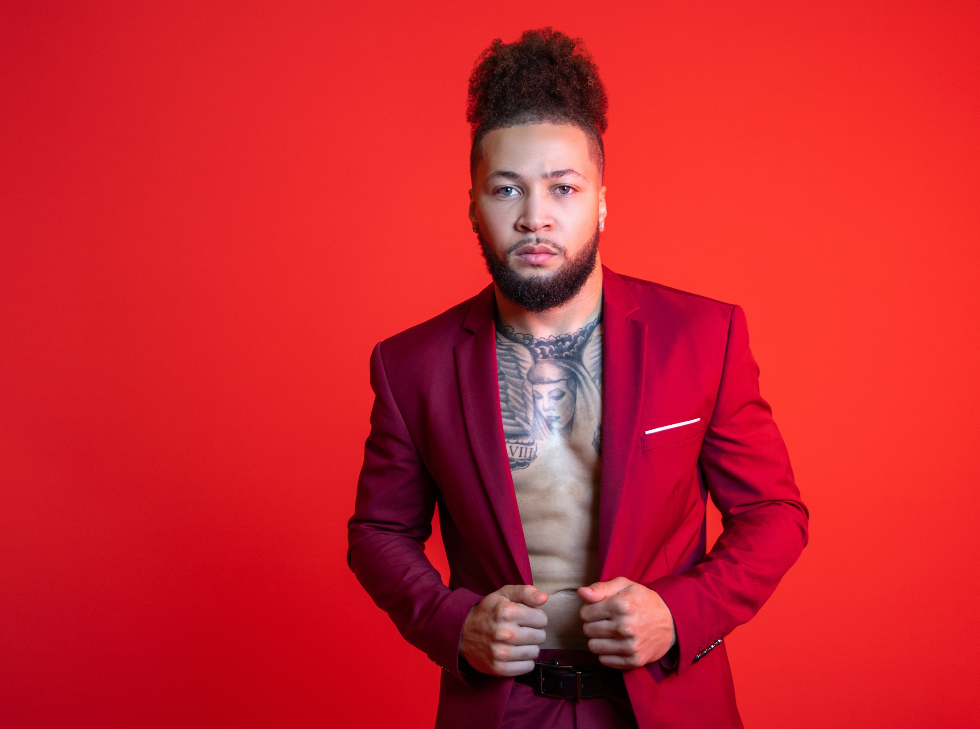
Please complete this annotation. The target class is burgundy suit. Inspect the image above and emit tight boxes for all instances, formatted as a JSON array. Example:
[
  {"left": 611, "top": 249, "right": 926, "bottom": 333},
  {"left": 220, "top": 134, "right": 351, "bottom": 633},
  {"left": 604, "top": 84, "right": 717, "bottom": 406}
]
[{"left": 348, "top": 267, "right": 808, "bottom": 728}]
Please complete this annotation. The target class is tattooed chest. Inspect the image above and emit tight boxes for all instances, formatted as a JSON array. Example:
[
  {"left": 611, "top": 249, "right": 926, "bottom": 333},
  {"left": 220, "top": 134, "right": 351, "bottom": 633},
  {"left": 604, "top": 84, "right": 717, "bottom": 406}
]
[{"left": 495, "top": 319, "right": 603, "bottom": 472}]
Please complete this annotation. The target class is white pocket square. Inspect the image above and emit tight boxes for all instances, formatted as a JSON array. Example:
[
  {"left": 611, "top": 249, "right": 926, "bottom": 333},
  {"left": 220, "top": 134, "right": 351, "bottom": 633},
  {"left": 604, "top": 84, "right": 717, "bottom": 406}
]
[{"left": 645, "top": 418, "right": 700, "bottom": 435}]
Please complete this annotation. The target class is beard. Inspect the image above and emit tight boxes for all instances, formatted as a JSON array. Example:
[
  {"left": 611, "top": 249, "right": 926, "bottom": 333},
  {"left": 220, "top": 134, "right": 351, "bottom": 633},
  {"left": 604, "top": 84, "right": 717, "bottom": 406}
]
[{"left": 477, "top": 226, "right": 600, "bottom": 313}]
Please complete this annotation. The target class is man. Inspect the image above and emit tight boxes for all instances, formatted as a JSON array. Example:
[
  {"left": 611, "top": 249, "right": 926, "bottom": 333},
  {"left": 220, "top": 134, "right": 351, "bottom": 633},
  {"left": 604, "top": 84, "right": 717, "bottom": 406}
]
[{"left": 348, "top": 28, "right": 808, "bottom": 729}]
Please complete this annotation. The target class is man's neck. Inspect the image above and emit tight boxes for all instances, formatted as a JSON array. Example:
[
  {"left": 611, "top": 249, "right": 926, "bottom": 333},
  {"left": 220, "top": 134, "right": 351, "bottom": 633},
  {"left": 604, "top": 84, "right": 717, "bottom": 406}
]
[{"left": 494, "top": 262, "right": 604, "bottom": 339}]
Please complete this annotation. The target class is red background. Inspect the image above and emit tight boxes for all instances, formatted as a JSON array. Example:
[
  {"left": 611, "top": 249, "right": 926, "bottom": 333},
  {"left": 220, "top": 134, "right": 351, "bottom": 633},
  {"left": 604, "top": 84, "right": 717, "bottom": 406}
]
[{"left": 2, "top": 2, "right": 978, "bottom": 727}]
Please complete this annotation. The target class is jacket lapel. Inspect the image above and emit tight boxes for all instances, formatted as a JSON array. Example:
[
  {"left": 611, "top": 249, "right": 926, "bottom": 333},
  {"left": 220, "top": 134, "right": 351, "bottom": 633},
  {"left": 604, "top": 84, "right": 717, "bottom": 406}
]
[
  {"left": 598, "top": 267, "right": 648, "bottom": 578},
  {"left": 455, "top": 286, "right": 533, "bottom": 586}
]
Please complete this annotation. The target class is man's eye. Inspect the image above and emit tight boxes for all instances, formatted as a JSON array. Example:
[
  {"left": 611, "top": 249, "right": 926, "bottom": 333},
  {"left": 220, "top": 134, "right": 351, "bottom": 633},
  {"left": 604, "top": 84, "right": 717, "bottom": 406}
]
[
  {"left": 555, "top": 185, "right": 574, "bottom": 195},
  {"left": 497, "top": 186, "right": 518, "bottom": 197}
]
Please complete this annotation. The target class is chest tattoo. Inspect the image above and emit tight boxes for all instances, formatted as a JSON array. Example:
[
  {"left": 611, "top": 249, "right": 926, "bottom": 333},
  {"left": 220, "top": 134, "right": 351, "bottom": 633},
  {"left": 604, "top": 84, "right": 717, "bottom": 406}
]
[{"left": 495, "top": 318, "right": 603, "bottom": 471}]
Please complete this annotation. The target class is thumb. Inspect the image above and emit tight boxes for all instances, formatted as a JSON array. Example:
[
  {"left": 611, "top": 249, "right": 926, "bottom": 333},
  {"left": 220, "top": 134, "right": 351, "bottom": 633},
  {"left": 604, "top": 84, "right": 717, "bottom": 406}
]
[
  {"left": 578, "top": 577, "right": 633, "bottom": 604},
  {"left": 498, "top": 584, "right": 548, "bottom": 607}
]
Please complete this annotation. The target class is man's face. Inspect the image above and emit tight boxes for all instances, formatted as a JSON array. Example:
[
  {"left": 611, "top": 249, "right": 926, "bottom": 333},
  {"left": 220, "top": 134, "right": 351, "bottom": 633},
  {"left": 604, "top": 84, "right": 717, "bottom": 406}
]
[{"left": 469, "top": 123, "right": 606, "bottom": 288}]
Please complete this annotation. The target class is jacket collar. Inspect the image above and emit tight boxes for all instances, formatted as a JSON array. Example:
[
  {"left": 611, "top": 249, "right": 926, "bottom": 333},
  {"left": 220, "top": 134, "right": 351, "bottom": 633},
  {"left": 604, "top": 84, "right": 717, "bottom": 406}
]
[
  {"left": 596, "top": 267, "right": 648, "bottom": 577},
  {"left": 455, "top": 284, "right": 531, "bottom": 584},
  {"left": 460, "top": 283, "right": 495, "bottom": 334}
]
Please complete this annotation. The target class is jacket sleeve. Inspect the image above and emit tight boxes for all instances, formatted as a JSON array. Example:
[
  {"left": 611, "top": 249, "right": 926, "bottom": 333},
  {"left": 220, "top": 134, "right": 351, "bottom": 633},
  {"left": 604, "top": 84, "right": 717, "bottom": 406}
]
[
  {"left": 347, "top": 343, "right": 483, "bottom": 683},
  {"left": 649, "top": 305, "right": 809, "bottom": 673}
]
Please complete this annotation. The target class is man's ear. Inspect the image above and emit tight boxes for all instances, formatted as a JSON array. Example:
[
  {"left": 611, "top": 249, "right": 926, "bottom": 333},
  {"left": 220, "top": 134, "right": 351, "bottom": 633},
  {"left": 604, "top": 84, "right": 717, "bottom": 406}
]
[
  {"left": 468, "top": 189, "right": 478, "bottom": 228},
  {"left": 598, "top": 185, "right": 607, "bottom": 227}
]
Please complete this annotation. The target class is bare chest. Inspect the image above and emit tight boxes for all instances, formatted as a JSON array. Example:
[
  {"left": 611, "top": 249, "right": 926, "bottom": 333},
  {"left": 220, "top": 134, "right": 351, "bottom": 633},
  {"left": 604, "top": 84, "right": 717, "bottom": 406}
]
[{"left": 495, "top": 319, "right": 604, "bottom": 648}]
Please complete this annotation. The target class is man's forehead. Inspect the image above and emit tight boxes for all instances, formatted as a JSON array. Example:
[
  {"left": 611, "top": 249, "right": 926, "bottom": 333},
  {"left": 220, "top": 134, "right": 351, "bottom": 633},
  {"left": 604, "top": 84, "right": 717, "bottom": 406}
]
[{"left": 479, "top": 123, "right": 596, "bottom": 179}]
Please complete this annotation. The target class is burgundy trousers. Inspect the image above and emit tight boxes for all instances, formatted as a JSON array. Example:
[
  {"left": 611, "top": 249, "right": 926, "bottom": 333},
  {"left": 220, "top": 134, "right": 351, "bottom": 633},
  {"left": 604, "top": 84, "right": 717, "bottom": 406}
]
[{"left": 500, "top": 650, "right": 639, "bottom": 729}]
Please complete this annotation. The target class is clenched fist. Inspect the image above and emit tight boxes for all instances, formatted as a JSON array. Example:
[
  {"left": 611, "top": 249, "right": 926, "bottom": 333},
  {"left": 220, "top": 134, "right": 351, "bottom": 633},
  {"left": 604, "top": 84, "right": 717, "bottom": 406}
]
[
  {"left": 459, "top": 585, "right": 549, "bottom": 677},
  {"left": 578, "top": 577, "right": 676, "bottom": 669}
]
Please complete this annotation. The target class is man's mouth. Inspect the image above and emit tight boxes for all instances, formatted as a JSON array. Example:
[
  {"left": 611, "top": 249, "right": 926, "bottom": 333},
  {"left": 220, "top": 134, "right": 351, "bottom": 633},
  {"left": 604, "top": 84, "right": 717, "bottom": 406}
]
[{"left": 512, "top": 244, "right": 560, "bottom": 267}]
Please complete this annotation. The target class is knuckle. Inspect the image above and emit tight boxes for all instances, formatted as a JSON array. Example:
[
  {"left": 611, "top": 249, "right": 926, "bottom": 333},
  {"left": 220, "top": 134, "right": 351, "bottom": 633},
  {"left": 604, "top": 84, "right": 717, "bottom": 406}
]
[
  {"left": 491, "top": 644, "right": 509, "bottom": 661},
  {"left": 494, "top": 628, "right": 513, "bottom": 643}
]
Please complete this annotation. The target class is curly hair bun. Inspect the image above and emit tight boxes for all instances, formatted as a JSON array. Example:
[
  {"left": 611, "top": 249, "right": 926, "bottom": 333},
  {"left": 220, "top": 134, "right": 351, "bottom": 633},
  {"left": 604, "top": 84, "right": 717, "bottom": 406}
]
[{"left": 467, "top": 28, "right": 608, "bottom": 175}]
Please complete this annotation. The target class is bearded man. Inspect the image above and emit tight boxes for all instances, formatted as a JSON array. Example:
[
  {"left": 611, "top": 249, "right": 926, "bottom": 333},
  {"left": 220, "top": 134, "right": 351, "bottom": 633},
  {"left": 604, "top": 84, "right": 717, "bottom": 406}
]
[{"left": 348, "top": 28, "right": 808, "bottom": 729}]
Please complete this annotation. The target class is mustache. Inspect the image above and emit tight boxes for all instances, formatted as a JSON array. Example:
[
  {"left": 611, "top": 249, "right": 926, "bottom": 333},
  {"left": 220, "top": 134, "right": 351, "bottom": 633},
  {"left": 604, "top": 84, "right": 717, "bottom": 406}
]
[{"left": 505, "top": 238, "right": 567, "bottom": 256}]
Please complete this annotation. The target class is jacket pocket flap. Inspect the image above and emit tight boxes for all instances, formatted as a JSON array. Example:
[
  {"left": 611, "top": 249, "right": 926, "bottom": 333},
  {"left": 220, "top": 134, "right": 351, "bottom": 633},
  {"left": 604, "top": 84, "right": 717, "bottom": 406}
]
[{"left": 640, "top": 418, "right": 702, "bottom": 451}]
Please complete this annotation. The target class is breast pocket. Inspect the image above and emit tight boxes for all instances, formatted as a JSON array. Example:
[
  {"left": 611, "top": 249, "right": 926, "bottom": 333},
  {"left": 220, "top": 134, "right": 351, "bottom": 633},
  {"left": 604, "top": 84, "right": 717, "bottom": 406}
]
[{"left": 640, "top": 417, "right": 704, "bottom": 451}]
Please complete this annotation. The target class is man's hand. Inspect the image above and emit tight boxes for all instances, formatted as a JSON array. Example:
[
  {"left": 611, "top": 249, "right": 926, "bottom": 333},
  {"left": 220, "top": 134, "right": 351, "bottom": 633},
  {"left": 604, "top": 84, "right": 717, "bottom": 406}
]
[
  {"left": 578, "top": 577, "right": 676, "bottom": 669},
  {"left": 460, "top": 585, "right": 548, "bottom": 677}
]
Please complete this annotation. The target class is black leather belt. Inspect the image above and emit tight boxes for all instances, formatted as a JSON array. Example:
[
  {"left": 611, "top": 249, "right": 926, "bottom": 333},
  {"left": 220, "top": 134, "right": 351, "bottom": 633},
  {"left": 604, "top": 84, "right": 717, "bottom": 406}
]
[{"left": 515, "top": 661, "right": 627, "bottom": 701}]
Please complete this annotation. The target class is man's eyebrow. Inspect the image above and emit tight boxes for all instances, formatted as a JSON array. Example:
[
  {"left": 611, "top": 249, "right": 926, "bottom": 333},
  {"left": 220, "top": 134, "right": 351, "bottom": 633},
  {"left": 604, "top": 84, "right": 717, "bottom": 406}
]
[
  {"left": 545, "top": 169, "right": 585, "bottom": 180},
  {"left": 486, "top": 170, "right": 524, "bottom": 181},
  {"left": 486, "top": 169, "right": 586, "bottom": 182}
]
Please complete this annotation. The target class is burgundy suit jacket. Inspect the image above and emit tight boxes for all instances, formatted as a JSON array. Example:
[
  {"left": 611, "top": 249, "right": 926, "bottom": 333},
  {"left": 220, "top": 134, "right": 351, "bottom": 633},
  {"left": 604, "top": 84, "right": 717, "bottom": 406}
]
[{"left": 348, "top": 267, "right": 808, "bottom": 729}]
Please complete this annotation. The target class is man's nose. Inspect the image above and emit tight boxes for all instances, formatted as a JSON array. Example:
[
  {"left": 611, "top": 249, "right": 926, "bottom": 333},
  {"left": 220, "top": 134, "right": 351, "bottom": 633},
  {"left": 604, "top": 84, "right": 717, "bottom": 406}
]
[{"left": 516, "top": 190, "right": 553, "bottom": 233}]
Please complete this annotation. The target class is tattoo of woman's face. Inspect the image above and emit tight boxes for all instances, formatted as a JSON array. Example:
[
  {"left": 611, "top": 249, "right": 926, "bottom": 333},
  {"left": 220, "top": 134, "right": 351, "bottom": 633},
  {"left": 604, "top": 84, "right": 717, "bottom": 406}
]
[
  {"left": 496, "top": 318, "right": 603, "bottom": 470},
  {"left": 532, "top": 379, "right": 575, "bottom": 432}
]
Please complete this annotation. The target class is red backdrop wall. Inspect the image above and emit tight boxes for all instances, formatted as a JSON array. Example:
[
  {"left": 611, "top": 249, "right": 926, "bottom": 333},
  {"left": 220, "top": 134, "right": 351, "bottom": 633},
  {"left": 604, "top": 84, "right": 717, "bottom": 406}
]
[{"left": 2, "top": 2, "right": 978, "bottom": 727}]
